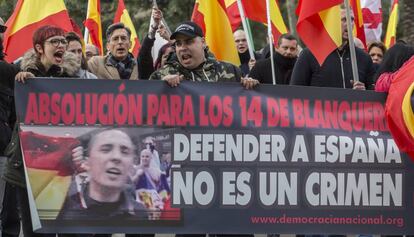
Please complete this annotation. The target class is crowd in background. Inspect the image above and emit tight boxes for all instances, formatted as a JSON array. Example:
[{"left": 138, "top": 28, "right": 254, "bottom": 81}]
[{"left": 0, "top": 4, "right": 414, "bottom": 237}]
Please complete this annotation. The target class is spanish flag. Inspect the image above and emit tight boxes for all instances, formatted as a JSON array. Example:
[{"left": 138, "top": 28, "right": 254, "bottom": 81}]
[
  {"left": 350, "top": 0, "right": 366, "bottom": 48},
  {"left": 84, "top": 0, "right": 103, "bottom": 55},
  {"left": 114, "top": 0, "right": 141, "bottom": 57},
  {"left": 224, "top": 0, "right": 288, "bottom": 44},
  {"left": 385, "top": 56, "right": 414, "bottom": 160},
  {"left": 20, "top": 131, "right": 80, "bottom": 219},
  {"left": 192, "top": 0, "right": 240, "bottom": 65},
  {"left": 3, "top": 0, "right": 73, "bottom": 62},
  {"left": 296, "top": 0, "right": 343, "bottom": 65},
  {"left": 384, "top": 0, "right": 398, "bottom": 49}
]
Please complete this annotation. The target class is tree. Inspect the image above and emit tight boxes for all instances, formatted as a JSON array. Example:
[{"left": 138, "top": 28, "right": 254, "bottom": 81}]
[{"left": 400, "top": 0, "right": 414, "bottom": 44}]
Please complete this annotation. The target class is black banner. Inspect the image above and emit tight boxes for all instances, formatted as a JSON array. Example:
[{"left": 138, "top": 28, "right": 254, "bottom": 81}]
[{"left": 15, "top": 78, "right": 412, "bottom": 234}]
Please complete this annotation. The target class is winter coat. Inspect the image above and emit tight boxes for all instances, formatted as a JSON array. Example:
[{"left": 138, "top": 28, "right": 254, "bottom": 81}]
[
  {"left": 20, "top": 49, "right": 80, "bottom": 78},
  {"left": 149, "top": 52, "right": 242, "bottom": 82},
  {"left": 88, "top": 54, "right": 138, "bottom": 80},
  {"left": 249, "top": 51, "right": 297, "bottom": 85},
  {"left": 290, "top": 46, "right": 375, "bottom": 89},
  {"left": 58, "top": 183, "right": 147, "bottom": 221},
  {"left": 2, "top": 50, "right": 82, "bottom": 188},
  {"left": 0, "top": 61, "right": 18, "bottom": 155},
  {"left": 375, "top": 56, "right": 414, "bottom": 93}
]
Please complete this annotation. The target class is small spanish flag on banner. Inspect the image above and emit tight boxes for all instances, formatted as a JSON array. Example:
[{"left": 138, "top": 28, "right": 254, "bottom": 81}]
[
  {"left": 3, "top": 0, "right": 73, "bottom": 63},
  {"left": 84, "top": 0, "right": 103, "bottom": 55},
  {"left": 385, "top": 56, "right": 414, "bottom": 160},
  {"left": 384, "top": 0, "right": 399, "bottom": 49},
  {"left": 192, "top": 0, "right": 240, "bottom": 65},
  {"left": 296, "top": 0, "right": 343, "bottom": 65},
  {"left": 114, "top": 0, "right": 141, "bottom": 57},
  {"left": 20, "top": 131, "right": 80, "bottom": 219}
]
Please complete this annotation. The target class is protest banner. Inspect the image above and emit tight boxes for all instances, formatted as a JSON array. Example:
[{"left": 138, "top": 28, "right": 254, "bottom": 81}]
[{"left": 15, "top": 79, "right": 411, "bottom": 234}]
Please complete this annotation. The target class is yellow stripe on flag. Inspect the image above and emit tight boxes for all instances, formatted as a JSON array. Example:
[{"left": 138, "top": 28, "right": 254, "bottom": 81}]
[
  {"left": 197, "top": 0, "right": 240, "bottom": 65},
  {"left": 27, "top": 168, "right": 71, "bottom": 220},
  {"left": 224, "top": 0, "right": 237, "bottom": 8},
  {"left": 385, "top": 1, "right": 398, "bottom": 48},
  {"left": 319, "top": 5, "right": 342, "bottom": 48},
  {"left": 9, "top": 0, "right": 67, "bottom": 35},
  {"left": 120, "top": 9, "right": 139, "bottom": 54},
  {"left": 270, "top": 0, "right": 288, "bottom": 34},
  {"left": 402, "top": 82, "right": 414, "bottom": 139}
]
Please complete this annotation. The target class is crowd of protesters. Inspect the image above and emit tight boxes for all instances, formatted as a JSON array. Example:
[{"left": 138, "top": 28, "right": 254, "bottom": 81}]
[{"left": 1, "top": 3, "right": 414, "bottom": 237}]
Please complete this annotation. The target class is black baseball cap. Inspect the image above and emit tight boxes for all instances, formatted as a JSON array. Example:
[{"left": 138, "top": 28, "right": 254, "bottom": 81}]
[{"left": 170, "top": 21, "right": 203, "bottom": 40}]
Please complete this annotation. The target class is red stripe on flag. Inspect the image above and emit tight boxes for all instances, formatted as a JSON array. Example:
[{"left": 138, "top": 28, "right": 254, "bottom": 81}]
[
  {"left": 131, "top": 37, "right": 140, "bottom": 57},
  {"left": 386, "top": 57, "right": 414, "bottom": 160},
  {"left": 114, "top": 0, "right": 125, "bottom": 22},
  {"left": 84, "top": 19, "right": 103, "bottom": 55},
  {"left": 191, "top": 2, "right": 206, "bottom": 34},
  {"left": 4, "top": 10, "right": 73, "bottom": 62},
  {"left": 225, "top": 1, "right": 241, "bottom": 32}
]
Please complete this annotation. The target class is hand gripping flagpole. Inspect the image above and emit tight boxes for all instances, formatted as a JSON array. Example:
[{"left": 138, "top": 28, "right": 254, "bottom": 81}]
[
  {"left": 266, "top": 0, "right": 277, "bottom": 85},
  {"left": 344, "top": 0, "right": 360, "bottom": 82},
  {"left": 236, "top": 0, "right": 255, "bottom": 60},
  {"left": 152, "top": 0, "right": 171, "bottom": 35}
]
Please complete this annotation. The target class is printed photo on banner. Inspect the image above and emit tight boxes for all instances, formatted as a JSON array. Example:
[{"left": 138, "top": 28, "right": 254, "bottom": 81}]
[{"left": 20, "top": 126, "right": 181, "bottom": 225}]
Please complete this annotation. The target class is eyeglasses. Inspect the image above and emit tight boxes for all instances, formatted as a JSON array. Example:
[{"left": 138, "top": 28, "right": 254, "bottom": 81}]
[{"left": 46, "top": 38, "right": 68, "bottom": 47}]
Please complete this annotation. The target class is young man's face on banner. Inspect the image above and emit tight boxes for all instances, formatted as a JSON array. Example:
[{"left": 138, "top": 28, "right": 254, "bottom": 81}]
[{"left": 86, "top": 129, "right": 135, "bottom": 191}]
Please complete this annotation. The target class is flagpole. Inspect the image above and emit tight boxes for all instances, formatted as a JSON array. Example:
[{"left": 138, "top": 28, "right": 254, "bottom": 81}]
[
  {"left": 344, "top": 0, "right": 360, "bottom": 82},
  {"left": 236, "top": 0, "right": 255, "bottom": 60},
  {"left": 84, "top": 0, "right": 90, "bottom": 43},
  {"left": 265, "top": 0, "right": 277, "bottom": 85},
  {"left": 152, "top": 0, "right": 171, "bottom": 34}
]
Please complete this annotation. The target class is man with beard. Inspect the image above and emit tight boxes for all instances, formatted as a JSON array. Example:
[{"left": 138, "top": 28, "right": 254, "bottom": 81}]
[
  {"left": 249, "top": 34, "right": 299, "bottom": 85},
  {"left": 88, "top": 23, "right": 139, "bottom": 80},
  {"left": 233, "top": 29, "right": 260, "bottom": 76}
]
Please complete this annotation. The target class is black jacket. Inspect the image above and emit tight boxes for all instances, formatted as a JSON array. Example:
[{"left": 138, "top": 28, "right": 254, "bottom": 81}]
[
  {"left": 238, "top": 51, "right": 260, "bottom": 76},
  {"left": 249, "top": 51, "right": 297, "bottom": 85},
  {"left": 0, "top": 61, "right": 19, "bottom": 155},
  {"left": 3, "top": 50, "right": 81, "bottom": 188},
  {"left": 290, "top": 46, "right": 375, "bottom": 89},
  {"left": 137, "top": 35, "right": 156, "bottom": 80},
  {"left": 58, "top": 183, "right": 147, "bottom": 221}
]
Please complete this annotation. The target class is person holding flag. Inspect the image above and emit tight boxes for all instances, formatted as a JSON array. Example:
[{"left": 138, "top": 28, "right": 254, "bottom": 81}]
[{"left": 291, "top": 4, "right": 375, "bottom": 90}]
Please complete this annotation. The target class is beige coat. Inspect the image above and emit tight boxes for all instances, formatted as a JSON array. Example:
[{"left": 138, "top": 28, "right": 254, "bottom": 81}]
[{"left": 88, "top": 54, "right": 138, "bottom": 80}]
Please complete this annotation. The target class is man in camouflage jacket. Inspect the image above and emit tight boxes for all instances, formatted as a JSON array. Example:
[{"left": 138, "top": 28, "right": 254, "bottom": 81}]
[{"left": 149, "top": 21, "right": 258, "bottom": 89}]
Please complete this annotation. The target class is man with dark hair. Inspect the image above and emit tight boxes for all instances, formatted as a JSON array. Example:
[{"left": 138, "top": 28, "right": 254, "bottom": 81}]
[
  {"left": 88, "top": 23, "right": 138, "bottom": 80},
  {"left": 149, "top": 21, "right": 258, "bottom": 89},
  {"left": 290, "top": 8, "right": 375, "bottom": 89},
  {"left": 65, "top": 32, "right": 97, "bottom": 79},
  {"left": 250, "top": 33, "right": 299, "bottom": 85},
  {"left": 59, "top": 129, "right": 147, "bottom": 220}
]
